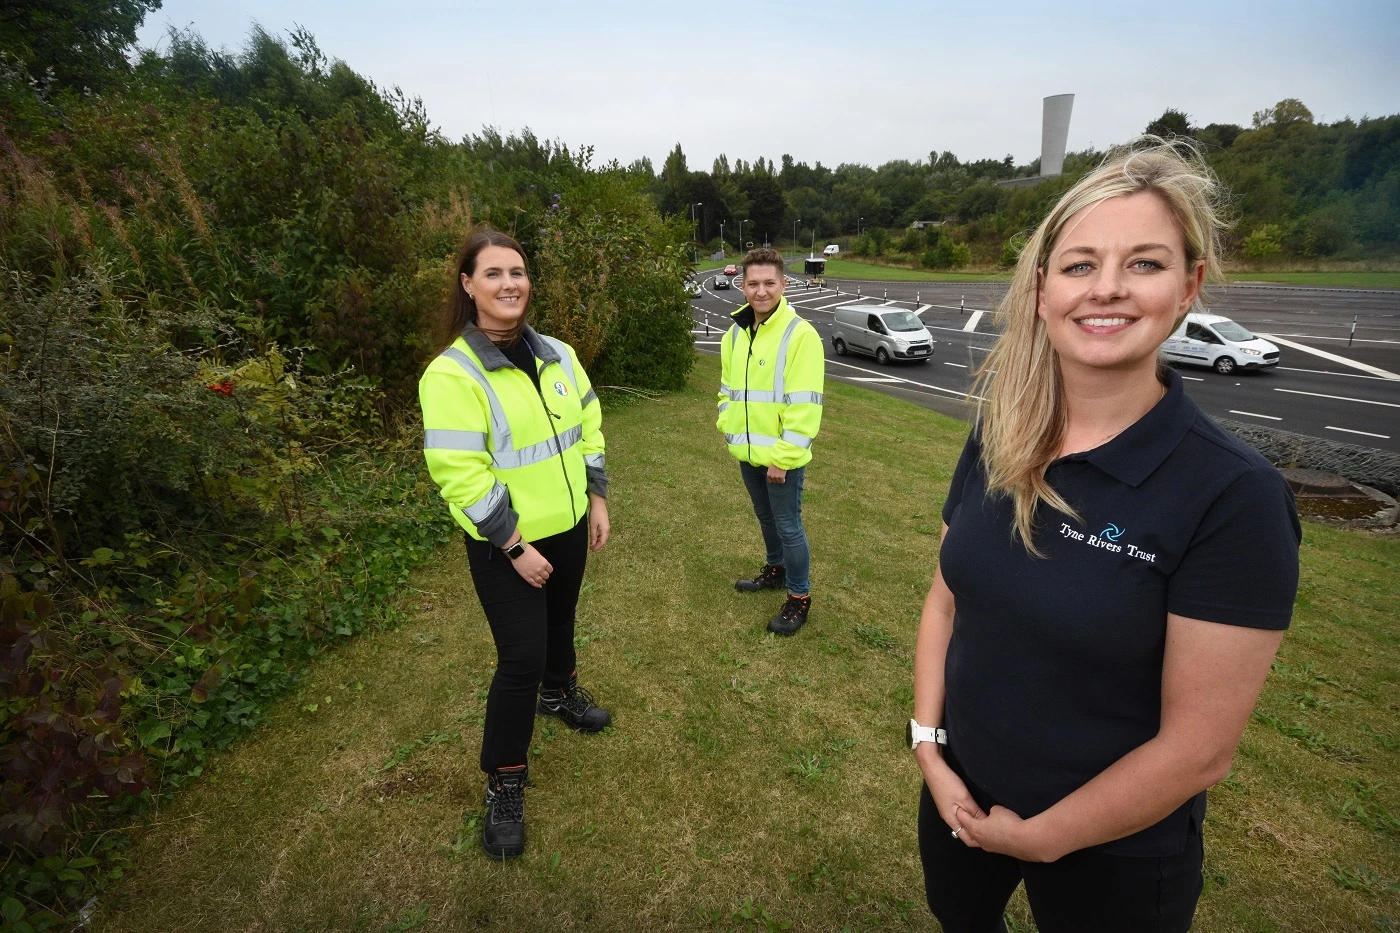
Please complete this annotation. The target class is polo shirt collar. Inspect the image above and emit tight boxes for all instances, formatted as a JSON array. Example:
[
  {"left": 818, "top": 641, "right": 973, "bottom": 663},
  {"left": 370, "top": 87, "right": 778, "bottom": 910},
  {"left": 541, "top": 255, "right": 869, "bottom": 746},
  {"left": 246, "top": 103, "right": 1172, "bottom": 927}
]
[
  {"left": 461, "top": 324, "right": 561, "bottom": 371},
  {"left": 1082, "top": 368, "right": 1194, "bottom": 488}
]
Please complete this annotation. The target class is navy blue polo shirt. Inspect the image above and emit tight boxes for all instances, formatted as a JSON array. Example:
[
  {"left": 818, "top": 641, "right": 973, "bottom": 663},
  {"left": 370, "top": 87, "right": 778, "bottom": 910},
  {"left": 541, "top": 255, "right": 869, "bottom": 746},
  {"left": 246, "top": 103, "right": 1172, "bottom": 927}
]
[{"left": 938, "top": 368, "right": 1301, "bottom": 857}]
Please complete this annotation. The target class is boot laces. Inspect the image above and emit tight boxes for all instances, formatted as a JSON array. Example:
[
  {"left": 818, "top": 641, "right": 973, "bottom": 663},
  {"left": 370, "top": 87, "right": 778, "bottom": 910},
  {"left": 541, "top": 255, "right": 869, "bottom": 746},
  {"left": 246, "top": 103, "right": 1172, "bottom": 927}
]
[
  {"left": 559, "top": 683, "right": 597, "bottom": 717},
  {"left": 758, "top": 563, "right": 783, "bottom": 584},
  {"left": 489, "top": 775, "right": 524, "bottom": 822},
  {"left": 780, "top": 595, "right": 809, "bottom": 622}
]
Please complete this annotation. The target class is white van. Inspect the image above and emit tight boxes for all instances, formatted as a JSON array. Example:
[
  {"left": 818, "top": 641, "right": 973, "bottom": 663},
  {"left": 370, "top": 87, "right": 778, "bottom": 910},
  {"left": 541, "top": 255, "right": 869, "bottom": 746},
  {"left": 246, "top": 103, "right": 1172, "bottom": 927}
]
[
  {"left": 831, "top": 306, "right": 933, "bottom": 364},
  {"left": 823, "top": 244, "right": 840, "bottom": 256},
  {"left": 1161, "top": 312, "right": 1279, "bottom": 374}
]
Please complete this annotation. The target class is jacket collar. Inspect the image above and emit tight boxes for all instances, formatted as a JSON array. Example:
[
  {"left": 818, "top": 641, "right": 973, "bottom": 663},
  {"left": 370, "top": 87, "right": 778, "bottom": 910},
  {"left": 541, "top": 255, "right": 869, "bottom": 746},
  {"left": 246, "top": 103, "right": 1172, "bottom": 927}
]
[
  {"left": 461, "top": 324, "right": 561, "bottom": 372},
  {"left": 1079, "top": 368, "right": 1195, "bottom": 487},
  {"left": 730, "top": 296, "right": 792, "bottom": 334}
]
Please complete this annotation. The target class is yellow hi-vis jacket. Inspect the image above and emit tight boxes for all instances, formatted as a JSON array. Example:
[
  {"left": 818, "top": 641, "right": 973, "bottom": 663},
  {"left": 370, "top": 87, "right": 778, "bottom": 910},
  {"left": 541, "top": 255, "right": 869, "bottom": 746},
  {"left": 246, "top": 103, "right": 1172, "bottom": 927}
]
[
  {"left": 419, "top": 326, "right": 605, "bottom": 547},
  {"left": 717, "top": 297, "right": 824, "bottom": 469}
]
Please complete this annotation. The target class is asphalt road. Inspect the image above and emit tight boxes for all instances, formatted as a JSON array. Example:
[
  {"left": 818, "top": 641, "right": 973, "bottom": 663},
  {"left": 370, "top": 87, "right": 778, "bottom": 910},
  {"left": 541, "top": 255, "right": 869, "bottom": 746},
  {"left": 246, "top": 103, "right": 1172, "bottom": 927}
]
[{"left": 691, "top": 264, "right": 1400, "bottom": 454}]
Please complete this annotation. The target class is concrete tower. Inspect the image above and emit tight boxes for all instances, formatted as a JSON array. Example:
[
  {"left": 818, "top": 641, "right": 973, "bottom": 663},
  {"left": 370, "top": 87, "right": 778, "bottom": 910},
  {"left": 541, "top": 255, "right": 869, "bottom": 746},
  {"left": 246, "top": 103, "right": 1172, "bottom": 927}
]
[{"left": 1041, "top": 94, "right": 1075, "bottom": 177}]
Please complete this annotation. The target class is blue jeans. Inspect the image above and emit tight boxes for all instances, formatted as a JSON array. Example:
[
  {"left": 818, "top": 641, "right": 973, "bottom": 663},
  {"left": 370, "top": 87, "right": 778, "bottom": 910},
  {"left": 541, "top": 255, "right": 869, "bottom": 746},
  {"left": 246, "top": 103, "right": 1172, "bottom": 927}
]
[{"left": 738, "top": 461, "right": 810, "bottom": 596}]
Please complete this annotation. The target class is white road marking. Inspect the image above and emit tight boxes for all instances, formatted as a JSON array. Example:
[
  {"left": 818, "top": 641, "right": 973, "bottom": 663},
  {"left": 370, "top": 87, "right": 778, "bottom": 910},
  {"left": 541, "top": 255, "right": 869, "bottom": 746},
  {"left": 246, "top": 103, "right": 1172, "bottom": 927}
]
[
  {"left": 808, "top": 298, "right": 865, "bottom": 311},
  {"left": 1254, "top": 334, "right": 1400, "bottom": 380},
  {"left": 943, "top": 362, "right": 967, "bottom": 368},
  {"left": 845, "top": 376, "right": 901, "bottom": 383},
  {"left": 1229, "top": 410, "right": 1282, "bottom": 421},
  {"left": 1257, "top": 332, "right": 1400, "bottom": 345},
  {"left": 826, "top": 358, "right": 984, "bottom": 400},
  {"left": 1179, "top": 374, "right": 1205, "bottom": 381},
  {"left": 914, "top": 305, "right": 932, "bottom": 314},
  {"left": 962, "top": 310, "right": 986, "bottom": 333},
  {"left": 1325, "top": 426, "right": 1390, "bottom": 439},
  {"left": 1273, "top": 388, "right": 1400, "bottom": 408},
  {"left": 1279, "top": 366, "right": 1389, "bottom": 380}
]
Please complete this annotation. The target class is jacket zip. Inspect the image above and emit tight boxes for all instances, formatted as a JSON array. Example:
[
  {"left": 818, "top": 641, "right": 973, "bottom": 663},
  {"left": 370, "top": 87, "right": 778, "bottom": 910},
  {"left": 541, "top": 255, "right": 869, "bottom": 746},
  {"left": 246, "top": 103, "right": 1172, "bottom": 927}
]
[{"left": 532, "top": 364, "right": 580, "bottom": 528}]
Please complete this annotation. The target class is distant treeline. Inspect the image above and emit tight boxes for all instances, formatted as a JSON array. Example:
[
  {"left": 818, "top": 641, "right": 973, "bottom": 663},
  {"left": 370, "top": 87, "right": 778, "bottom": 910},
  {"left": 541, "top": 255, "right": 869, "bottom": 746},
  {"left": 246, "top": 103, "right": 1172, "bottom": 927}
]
[{"left": 642, "top": 100, "right": 1400, "bottom": 268}]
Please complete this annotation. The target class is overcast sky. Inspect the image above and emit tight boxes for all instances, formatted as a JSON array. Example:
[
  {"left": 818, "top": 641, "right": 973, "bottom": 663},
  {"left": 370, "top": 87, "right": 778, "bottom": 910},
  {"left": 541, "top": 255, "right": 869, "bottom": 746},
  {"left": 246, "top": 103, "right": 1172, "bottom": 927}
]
[{"left": 136, "top": 0, "right": 1400, "bottom": 171}]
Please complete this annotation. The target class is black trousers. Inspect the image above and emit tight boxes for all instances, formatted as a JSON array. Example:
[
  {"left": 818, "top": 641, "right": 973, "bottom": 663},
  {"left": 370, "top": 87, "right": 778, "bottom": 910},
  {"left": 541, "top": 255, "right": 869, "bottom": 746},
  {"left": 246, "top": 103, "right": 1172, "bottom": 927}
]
[
  {"left": 918, "top": 758, "right": 1204, "bottom": 933},
  {"left": 464, "top": 519, "right": 588, "bottom": 774}
]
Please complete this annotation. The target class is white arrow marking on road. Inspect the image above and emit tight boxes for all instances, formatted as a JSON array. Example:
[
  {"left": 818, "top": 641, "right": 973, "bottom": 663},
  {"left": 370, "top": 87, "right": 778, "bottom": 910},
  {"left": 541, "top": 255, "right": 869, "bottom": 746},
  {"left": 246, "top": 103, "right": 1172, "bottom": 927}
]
[
  {"left": 1254, "top": 334, "right": 1399, "bottom": 380},
  {"left": 1325, "top": 426, "right": 1390, "bottom": 439},
  {"left": 1273, "top": 388, "right": 1400, "bottom": 408},
  {"left": 963, "top": 310, "right": 986, "bottom": 333}
]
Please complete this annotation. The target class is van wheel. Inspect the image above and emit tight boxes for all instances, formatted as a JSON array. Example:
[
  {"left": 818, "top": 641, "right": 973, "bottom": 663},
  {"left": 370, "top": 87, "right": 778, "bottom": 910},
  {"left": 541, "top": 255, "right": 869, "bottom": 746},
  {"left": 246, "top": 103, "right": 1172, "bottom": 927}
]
[
  {"left": 1214, "top": 356, "right": 1236, "bottom": 375},
  {"left": 876, "top": 347, "right": 891, "bottom": 365},
  {"left": 832, "top": 337, "right": 847, "bottom": 356}
]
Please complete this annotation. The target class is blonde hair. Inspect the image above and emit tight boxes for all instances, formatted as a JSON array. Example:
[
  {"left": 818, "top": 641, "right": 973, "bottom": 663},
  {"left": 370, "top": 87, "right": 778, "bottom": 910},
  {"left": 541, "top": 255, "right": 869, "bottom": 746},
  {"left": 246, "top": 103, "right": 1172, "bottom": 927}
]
[{"left": 971, "top": 137, "right": 1227, "bottom": 555}]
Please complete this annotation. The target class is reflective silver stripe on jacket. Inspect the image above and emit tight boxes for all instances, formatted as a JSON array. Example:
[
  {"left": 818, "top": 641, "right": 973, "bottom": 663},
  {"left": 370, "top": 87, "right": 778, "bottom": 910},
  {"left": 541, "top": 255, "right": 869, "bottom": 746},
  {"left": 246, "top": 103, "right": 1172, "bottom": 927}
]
[
  {"left": 581, "top": 388, "right": 598, "bottom": 407},
  {"left": 492, "top": 424, "right": 584, "bottom": 469},
  {"left": 440, "top": 347, "right": 582, "bottom": 470},
  {"left": 423, "top": 429, "right": 488, "bottom": 451},
  {"left": 725, "top": 432, "right": 777, "bottom": 447},
  {"left": 782, "top": 391, "right": 823, "bottom": 405},
  {"left": 584, "top": 453, "right": 605, "bottom": 470},
  {"left": 781, "top": 430, "right": 814, "bottom": 449},
  {"left": 770, "top": 316, "right": 801, "bottom": 402},
  {"left": 462, "top": 480, "right": 508, "bottom": 524},
  {"left": 442, "top": 348, "right": 514, "bottom": 451}
]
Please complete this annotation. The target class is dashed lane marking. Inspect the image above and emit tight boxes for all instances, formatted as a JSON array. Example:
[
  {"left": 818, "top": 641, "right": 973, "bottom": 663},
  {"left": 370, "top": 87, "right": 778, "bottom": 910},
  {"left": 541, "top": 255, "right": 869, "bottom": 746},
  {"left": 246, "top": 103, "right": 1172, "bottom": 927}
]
[
  {"left": 962, "top": 310, "right": 986, "bottom": 333},
  {"left": 826, "top": 358, "right": 984, "bottom": 401},
  {"left": 1325, "top": 426, "right": 1390, "bottom": 439},
  {"left": 1180, "top": 374, "right": 1205, "bottom": 381},
  {"left": 844, "top": 376, "right": 902, "bottom": 383},
  {"left": 1229, "top": 410, "right": 1283, "bottom": 421},
  {"left": 943, "top": 362, "right": 968, "bottom": 368}
]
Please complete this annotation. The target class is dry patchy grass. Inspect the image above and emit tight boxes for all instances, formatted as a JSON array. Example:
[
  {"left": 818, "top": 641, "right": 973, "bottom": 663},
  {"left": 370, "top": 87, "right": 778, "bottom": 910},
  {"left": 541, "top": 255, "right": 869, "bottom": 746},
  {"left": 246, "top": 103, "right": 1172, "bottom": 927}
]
[{"left": 94, "top": 355, "right": 1399, "bottom": 932}]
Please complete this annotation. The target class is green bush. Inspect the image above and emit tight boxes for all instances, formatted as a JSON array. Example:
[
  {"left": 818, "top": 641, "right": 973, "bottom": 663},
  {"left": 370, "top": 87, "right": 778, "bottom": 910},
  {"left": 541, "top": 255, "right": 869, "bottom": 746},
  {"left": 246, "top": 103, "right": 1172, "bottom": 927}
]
[{"left": 1242, "top": 224, "right": 1285, "bottom": 259}]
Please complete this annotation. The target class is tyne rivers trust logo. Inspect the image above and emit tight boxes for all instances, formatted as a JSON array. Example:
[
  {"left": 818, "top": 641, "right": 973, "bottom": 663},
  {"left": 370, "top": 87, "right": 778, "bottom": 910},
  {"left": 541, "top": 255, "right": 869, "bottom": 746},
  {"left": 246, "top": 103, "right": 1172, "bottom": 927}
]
[{"left": 1058, "top": 522, "right": 1157, "bottom": 563}]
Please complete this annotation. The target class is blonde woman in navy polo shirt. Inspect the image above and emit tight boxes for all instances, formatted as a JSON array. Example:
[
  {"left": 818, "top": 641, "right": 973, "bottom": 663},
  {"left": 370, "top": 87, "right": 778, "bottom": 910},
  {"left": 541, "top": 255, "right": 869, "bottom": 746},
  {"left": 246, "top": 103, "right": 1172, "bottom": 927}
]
[{"left": 909, "top": 140, "right": 1300, "bottom": 933}]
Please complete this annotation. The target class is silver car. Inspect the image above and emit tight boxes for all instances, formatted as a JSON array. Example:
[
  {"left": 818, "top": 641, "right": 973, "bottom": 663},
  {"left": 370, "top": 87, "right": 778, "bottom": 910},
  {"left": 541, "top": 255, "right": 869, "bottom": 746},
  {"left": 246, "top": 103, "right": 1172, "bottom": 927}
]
[{"left": 830, "top": 306, "right": 933, "bottom": 364}]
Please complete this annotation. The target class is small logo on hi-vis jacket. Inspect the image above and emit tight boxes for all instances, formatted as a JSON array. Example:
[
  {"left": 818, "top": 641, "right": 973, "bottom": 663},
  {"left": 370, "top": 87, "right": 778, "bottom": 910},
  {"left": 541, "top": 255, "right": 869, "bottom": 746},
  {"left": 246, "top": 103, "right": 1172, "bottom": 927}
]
[{"left": 554, "top": 381, "right": 569, "bottom": 397}]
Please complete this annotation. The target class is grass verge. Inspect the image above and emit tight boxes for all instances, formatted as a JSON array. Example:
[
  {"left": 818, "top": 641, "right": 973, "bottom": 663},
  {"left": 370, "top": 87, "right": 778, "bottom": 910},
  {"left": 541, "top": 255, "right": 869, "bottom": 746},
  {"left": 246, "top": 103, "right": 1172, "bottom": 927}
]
[
  {"left": 1227, "top": 272, "right": 1400, "bottom": 289},
  {"left": 819, "top": 258, "right": 1009, "bottom": 282},
  {"left": 93, "top": 355, "right": 1399, "bottom": 932}
]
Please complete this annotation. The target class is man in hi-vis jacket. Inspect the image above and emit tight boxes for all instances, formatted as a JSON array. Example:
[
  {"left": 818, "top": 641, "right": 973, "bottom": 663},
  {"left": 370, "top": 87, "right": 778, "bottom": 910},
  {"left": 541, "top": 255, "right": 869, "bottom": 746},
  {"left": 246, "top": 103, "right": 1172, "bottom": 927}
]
[{"left": 717, "top": 247, "right": 825, "bottom": 635}]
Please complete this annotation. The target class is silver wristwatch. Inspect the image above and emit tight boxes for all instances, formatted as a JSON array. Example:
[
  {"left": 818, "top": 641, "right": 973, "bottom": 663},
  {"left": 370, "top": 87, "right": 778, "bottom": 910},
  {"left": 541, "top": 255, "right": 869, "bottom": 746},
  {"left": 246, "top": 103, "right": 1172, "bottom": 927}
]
[{"left": 907, "top": 719, "right": 948, "bottom": 751}]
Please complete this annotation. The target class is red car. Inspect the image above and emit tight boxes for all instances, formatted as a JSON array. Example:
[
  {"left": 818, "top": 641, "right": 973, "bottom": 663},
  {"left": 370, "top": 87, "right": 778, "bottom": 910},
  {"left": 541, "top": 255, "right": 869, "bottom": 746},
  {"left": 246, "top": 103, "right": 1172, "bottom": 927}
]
[{"left": 723, "top": 264, "right": 739, "bottom": 277}]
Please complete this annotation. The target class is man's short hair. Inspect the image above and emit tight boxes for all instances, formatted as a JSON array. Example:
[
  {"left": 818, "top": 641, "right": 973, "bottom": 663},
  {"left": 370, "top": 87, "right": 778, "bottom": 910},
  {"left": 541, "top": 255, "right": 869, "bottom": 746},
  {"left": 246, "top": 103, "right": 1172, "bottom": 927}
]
[{"left": 741, "top": 247, "right": 786, "bottom": 280}]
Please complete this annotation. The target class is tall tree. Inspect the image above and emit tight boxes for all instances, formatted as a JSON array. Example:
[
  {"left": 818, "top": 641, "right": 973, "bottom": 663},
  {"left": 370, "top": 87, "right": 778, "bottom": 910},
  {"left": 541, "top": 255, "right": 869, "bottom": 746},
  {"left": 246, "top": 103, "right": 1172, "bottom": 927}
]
[
  {"left": 0, "top": 0, "right": 162, "bottom": 90},
  {"left": 1145, "top": 108, "right": 1193, "bottom": 138}
]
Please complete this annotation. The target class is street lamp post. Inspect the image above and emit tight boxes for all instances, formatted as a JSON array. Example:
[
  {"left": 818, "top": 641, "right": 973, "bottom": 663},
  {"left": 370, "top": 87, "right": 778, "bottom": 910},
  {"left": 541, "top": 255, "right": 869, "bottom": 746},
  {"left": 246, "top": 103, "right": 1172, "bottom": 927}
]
[
  {"left": 719, "top": 220, "right": 726, "bottom": 257},
  {"left": 690, "top": 202, "right": 703, "bottom": 263},
  {"left": 793, "top": 218, "right": 800, "bottom": 257},
  {"left": 738, "top": 219, "right": 748, "bottom": 254},
  {"left": 811, "top": 226, "right": 817, "bottom": 256},
  {"left": 858, "top": 216, "right": 864, "bottom": 236}
]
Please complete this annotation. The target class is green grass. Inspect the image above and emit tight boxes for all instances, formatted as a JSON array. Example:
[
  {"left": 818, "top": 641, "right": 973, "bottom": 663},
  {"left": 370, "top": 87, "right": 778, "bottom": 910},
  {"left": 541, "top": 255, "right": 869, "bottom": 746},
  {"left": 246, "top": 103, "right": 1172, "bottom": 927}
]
[
  {"left": 820, "top": 258, "right": 1009, "bottom": 282},
  {"left": 1227, "top": 271, "right": 1400, "bottom": 289},
  {"left": 93, "top": 356, "right": 1400, "bottom": 932}
]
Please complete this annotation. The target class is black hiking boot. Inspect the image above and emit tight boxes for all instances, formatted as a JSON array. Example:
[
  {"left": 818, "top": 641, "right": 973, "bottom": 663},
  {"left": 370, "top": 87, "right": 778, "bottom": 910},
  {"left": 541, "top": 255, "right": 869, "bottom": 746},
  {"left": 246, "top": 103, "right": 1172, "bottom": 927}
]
[
  {"left": 735, "top": 562, "right": 786, "bottom": 593},
  {"left": 538, "top": 675, "right": 611, "bottom": 733},
  {"left": 482, "top": 766, "right": 527, "bottom": 859},
  {"left": 768, "top": 594, "right": 811, "bottom": 636}
]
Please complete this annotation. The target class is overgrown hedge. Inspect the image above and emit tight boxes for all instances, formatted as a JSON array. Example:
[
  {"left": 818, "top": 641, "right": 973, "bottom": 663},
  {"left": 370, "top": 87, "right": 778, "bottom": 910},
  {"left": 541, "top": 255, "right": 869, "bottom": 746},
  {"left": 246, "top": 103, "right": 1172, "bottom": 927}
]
[{"left": 0, "top": 22, "right": 693, "bottom": 928}]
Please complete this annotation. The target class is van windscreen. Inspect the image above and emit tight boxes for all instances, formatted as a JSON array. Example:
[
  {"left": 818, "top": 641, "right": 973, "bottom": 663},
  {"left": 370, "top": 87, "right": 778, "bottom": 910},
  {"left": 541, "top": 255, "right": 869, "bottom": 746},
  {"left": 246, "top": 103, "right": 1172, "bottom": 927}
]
[
  {"left": 883, "top": 311, "right": 924, "bottom": 332},
  {"left": 1211, "top": 320, "right": 1255, "bottom": 342}
]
